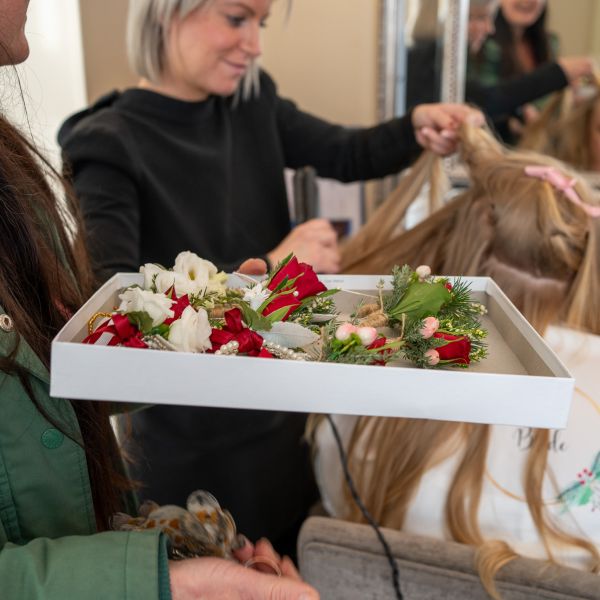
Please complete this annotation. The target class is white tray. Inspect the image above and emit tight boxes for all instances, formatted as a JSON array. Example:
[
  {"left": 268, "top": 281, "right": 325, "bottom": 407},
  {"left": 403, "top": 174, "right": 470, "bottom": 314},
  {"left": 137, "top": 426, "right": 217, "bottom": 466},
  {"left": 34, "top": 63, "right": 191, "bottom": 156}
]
[{"left": 50, "top": 274, "right": 574, "bottom": 428}]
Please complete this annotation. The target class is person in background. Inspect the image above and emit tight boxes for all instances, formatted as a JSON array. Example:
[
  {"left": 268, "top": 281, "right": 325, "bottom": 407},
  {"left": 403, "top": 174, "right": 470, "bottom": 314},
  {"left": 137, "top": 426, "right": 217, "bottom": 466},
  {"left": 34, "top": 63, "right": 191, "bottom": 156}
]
[
  {"left": 407, "top": 0, "right": 594, "bottom": 127},
  {"left": 469, "top": 0, "right": 594, "bottom": 142},
  {"left": 0, "top": 0, "right": 318, "bottom": 598},
  {"left": 315, "top": 124, "right": 600, "bottom": 599},
  {"left": 58, "top": 0, "right": 483, "bottom": 558}
]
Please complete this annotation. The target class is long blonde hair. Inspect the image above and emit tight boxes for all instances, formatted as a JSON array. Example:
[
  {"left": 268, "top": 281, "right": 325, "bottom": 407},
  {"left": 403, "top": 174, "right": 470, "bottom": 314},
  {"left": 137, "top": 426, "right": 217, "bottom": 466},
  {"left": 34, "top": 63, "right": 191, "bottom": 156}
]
[
  {"left": 333, "top": 125, "right": 600, "bottom": 598},
  {"left": 519, "top": 86, "right": 600, "bottom": 172}
]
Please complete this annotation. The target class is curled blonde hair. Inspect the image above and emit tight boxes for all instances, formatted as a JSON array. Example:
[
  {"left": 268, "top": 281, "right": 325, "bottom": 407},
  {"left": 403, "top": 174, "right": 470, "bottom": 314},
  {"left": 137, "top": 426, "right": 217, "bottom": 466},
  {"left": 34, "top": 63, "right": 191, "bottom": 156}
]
[
  {"left": 332, "top": 125, "right": 600, "bottom": 598},
  {"left": 520, "top": 86, "right": 600, "bottom": 172}
]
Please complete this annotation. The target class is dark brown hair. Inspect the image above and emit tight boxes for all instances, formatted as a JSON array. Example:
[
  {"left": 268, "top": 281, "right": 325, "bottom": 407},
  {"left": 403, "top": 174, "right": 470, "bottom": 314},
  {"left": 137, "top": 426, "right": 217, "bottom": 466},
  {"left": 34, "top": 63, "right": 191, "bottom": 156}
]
[
  {"left": 0, "top": 112, "right": 128, "bottom": 530},
  {"left": 475, "top": 4, "right": 552, "bottom": 78}
]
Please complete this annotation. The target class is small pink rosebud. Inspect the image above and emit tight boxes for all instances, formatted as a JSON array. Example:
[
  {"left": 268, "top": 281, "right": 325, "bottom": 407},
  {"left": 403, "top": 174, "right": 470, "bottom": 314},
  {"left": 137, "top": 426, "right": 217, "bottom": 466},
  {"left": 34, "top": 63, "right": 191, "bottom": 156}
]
[
  {"left": 419, "top": 326, "right": 434, "bottom": 339},
  {"left": 424, "top": 349, "right": 440, "bottom": 366},
  {"left": 419, "top": 316, "right": 440, "bottom": 339},
  {"left": 416, "top": 265, "right": 431, "bottom": 280},
  {"left": 357, "top": 326, "right": 377, "bottom": 346},
  {"left": 335, "top": 322, "right": 357, "bottom": 341}
]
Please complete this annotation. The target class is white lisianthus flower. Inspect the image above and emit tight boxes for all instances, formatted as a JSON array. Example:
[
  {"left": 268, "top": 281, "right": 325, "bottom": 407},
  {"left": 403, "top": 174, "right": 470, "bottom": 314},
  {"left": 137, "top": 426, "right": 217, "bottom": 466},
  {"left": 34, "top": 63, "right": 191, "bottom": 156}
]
[
  {"left": 168, "top": 306, "right": 212, "bottom": 353},
  {"left": 242, "top": 282, "right": 271, "bottom": 311},
  {"left": 118, "top": 288, "right": 174, "bottom": 327},
  {"left": 206, "top": 271, "right": 228, "bottom": 295},
  {"left": 173, "top": 251, "right": 226, "bottom": 296},
  {"left": 141, "top": 263, "right": 192, "bottom": 295},
  {"left": 140, "top": 263, "right": 166, "bottom": 291}
]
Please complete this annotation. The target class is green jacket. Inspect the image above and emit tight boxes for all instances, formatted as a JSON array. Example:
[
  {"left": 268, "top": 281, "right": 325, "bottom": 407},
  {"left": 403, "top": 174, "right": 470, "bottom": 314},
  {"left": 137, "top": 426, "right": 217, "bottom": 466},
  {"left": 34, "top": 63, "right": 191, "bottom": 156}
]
[{"left": 0, "top": 306, "right": 171, "bottom": 599}]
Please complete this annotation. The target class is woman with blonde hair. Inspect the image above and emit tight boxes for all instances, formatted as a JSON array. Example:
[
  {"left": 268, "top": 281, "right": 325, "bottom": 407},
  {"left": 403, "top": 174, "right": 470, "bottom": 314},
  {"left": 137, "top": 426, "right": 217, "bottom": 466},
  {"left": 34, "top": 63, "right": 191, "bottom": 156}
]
[{"left": 312, "top": 125, "right": 600, "bottom": 598}]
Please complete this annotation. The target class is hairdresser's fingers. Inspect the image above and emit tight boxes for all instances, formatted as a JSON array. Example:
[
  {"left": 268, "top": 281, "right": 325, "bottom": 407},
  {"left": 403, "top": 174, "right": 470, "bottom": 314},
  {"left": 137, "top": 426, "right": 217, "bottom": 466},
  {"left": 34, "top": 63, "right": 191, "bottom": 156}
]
[
  {"left": 295, "top": 219, "right": 338, "bottom": 246},
  {"left": 238, "top": 258, "right": 268, "bottom": 276},
  {"left": 412, "top": 103, "right": 484, "bottom": 133},
  {"left": 441, "top": 104, "right": 485, "bottom": 128},
  {"left": 558, "top": 56, "right": 596, "bottom": 83},
  {"left": 416, "top": 127, "right": 457, "bottom": 156}
]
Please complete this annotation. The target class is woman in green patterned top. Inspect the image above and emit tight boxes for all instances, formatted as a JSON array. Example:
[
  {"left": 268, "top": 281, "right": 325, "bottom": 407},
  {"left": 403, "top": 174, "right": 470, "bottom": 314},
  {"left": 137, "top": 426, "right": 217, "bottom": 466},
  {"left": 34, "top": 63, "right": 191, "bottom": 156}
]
[{"left": 469, "top": 0, "right": 594, "bottom": 143}]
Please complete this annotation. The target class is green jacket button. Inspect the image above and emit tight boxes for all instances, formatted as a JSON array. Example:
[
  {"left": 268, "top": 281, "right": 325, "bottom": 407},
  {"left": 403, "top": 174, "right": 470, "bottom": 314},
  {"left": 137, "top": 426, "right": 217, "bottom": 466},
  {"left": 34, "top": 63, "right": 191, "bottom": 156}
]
[
  {"left": 0, "top": 314, "right": 13, "bottom": 332},
  {"left": 41, "top": 428, "right": 64, "bottom": 449}
]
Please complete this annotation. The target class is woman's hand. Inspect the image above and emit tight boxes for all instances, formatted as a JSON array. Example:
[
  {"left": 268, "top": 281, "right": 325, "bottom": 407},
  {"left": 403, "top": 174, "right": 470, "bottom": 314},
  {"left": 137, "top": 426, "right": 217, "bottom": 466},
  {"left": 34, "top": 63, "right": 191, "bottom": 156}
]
[
  {"left": 267, "top": 218, "right": 340, "bottom": 273},
  {"left": 238, "top": 258, "right": 268, "bottom": 275},
  {"left": 233, "top": 537, "right": 301, "bottom": 580},
  {"left": 558, "top": 56, "right": 597, "bottom": 84},
  {"left": 169, "top": 551, "right": 318, "bottom": 600},
  {"left": 412, "top": 103, "right": 484, "bottom": 155}
]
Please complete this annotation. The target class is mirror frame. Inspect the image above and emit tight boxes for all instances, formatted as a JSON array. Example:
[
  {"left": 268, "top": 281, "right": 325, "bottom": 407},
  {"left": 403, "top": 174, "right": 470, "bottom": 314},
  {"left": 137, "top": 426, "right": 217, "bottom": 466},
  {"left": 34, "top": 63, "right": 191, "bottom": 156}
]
[{"left": 378, "top": 0, "right": 469, "bottom": 121}]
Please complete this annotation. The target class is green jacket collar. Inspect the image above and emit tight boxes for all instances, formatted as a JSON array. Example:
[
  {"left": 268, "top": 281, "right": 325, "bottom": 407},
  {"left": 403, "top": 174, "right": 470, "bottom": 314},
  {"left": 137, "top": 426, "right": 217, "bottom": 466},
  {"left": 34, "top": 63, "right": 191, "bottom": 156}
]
[{"left": 0, "top": 305, "right": 50, "bottom": 385}]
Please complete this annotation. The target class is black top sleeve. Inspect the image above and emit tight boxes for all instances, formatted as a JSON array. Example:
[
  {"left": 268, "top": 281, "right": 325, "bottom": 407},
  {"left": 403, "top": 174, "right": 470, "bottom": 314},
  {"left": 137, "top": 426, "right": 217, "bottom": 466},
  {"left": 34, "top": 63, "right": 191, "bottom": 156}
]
[
  {"left": 62, "top": 122, "right": 143, "bottom": 283},
  {"left": 466, "top": 62, "right": 568, "bottom": 118},
  {"left": 265, "top": 76, "right": 422, "bottom": 182}
]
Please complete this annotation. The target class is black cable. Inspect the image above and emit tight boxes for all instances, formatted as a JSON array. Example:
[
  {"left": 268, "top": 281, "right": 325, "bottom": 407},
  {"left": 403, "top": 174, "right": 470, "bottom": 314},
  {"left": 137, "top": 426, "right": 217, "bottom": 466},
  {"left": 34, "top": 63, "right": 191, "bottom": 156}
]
[{"left": 326, "top": 414, "right": 403, "bottom": 600}]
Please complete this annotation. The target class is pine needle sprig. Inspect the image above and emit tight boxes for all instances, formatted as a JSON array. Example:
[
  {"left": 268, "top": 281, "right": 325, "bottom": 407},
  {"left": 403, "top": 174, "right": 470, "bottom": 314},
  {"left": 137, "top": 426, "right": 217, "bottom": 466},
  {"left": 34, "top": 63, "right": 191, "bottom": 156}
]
[{"left": 384, "top": 265, "right": 413, "bottom": 313}]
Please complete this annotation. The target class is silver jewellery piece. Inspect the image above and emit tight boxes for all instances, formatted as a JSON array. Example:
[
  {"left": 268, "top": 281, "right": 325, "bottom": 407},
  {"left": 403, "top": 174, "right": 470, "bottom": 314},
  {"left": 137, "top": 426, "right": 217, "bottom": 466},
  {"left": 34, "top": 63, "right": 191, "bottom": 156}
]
[
  {"left": 215, "top": 340, "right": 239, "bottom": 356},
  {"left": 0, "top": 314, "right": 14, "bottom": 332},
  {"left": 144, "top": 335, "right": 178, "bottom": 352},
  {"left": 262, "top": 341, "right": 307, "bottom": 361}
]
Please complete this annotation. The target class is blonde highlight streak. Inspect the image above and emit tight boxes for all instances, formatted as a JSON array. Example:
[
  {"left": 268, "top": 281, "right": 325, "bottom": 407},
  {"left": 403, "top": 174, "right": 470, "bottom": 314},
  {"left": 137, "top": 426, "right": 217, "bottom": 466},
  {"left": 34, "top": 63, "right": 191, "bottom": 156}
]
[
  {"left": 340, "top": 152, "right": 441, "bottom": 272},
  {"left": 524, "top": 430, "right": 600, "bottom": 573}
]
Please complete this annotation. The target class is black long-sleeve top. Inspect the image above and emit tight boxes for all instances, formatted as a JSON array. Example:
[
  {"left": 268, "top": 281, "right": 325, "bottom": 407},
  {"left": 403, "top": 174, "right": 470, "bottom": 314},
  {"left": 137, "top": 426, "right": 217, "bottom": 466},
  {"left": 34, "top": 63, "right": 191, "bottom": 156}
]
[
  {"left": 59, "top": 71, "right": 420, "bottom": 280},
  {"left": 406, "top": 39, "right": 568, "bottom": 118},
  {"left": 57, "top": 71, "right": 422, "bottom": 552}
]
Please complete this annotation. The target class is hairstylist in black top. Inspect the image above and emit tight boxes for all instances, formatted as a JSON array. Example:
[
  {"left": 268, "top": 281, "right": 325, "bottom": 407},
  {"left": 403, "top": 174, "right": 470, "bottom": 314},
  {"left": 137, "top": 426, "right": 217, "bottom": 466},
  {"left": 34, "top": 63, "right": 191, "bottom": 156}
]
[{"left": 59, "top": 0, "right": 483, "bottom": 558}]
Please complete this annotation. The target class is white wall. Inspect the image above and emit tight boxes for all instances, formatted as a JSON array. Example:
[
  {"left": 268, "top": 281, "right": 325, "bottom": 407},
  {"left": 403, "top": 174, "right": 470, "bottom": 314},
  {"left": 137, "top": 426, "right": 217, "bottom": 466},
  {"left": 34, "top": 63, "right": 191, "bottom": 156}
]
[{"left": 3, "top": 1, "right": 87, "bottom": 165}]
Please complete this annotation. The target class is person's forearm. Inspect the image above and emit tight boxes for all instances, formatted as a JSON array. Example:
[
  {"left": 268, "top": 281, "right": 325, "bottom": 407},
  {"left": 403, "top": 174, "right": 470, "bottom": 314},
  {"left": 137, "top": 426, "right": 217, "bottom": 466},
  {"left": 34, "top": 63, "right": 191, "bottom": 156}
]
[{"left": 466, "top": 62, "right": 568, "bottom": 118}]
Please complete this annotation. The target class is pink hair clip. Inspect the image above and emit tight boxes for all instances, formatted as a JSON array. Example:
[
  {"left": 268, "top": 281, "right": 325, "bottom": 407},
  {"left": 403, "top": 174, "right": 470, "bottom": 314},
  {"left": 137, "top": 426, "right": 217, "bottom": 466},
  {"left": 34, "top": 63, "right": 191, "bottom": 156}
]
[{"left": 524, "top": 165, "right": 600, "bottom": 218}]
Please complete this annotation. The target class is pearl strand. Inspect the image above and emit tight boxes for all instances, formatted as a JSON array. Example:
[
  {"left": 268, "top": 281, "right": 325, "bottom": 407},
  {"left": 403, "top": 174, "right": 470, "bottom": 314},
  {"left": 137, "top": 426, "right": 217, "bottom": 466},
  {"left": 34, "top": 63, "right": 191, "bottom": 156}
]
[
  {"left": 262, "top": 341, "right": 307, "bottom": 361},
  {"left": 144, "top": 334, "right": 178, "bottom": 352},
  {"left": 214, "top": 339, "right": 307, "bottom": 360},
  {"left": 215, "top": 340, "right": 240, "bottom": 356}
]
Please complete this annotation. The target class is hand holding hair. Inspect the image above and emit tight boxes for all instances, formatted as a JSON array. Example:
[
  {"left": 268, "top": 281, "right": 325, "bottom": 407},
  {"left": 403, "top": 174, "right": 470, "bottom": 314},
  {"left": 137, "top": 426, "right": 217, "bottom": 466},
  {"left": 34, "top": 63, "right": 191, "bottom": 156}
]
[
  {"left": 412, "top": 103, "right": 485, "bottom": 156},
  {"left": 557, "top": 56, "right": 597, "bottom": 85}
]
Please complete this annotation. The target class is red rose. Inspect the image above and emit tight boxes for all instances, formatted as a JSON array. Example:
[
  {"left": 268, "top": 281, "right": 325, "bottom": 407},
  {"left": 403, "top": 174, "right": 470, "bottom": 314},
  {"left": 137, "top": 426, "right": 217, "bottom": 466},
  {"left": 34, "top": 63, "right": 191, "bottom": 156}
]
[
  {"left": 209, "top": 308, "right": 273, "bottom": 357},
  {"left": 263, "top": 256, "right": 326, "bottom": 320},
  {"left": 164, "top": 293, "right": 190, "bottom": 325},
  {"left": 261, "top": 293, "right": 302, "bottom": 321},
  {"left": 433, "top": 332, "right": 471, "bottom": 365},
  {"left": 367, "top": 336, "right": 390, "bottom": 366},
  {"left": 268, "top": 256, "right": 326, "bottom": 300}
]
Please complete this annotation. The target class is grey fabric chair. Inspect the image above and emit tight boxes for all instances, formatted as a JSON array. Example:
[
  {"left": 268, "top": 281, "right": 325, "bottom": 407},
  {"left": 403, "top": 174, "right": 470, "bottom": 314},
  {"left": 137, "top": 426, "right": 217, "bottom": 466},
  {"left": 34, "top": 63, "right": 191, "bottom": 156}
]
[{"left": 297, "top": 517, "right": 600, "bottom": 600}]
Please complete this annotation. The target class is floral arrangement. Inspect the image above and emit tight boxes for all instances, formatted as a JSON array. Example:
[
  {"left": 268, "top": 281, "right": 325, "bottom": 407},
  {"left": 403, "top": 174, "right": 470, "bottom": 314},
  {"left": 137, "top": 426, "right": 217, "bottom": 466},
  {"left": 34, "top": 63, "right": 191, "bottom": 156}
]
[
  {"left": 84, "top": 253, "right": 487, "bottom": 369},
  {"left": 323, "top": 264, "right": 487, "bottom": 368}
]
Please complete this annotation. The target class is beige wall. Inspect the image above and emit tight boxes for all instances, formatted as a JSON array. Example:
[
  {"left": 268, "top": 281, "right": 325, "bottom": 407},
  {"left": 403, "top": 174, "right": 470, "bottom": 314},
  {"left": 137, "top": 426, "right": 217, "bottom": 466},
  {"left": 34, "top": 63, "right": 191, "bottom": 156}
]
[
  {"left": 77, "top": 1, "right": 598, "bottom": 108},
  {"left": 79, "top": 0, "right": 135, "bottom": 102},
  {"left": 547, "top": 0, "right": 598, "bottom": 56},
  {"left": 259, "top": 0, "right": 380, "bottom": 126},
  {"left": 78, "top": 0, "right": 380, "bottom": 123}
]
